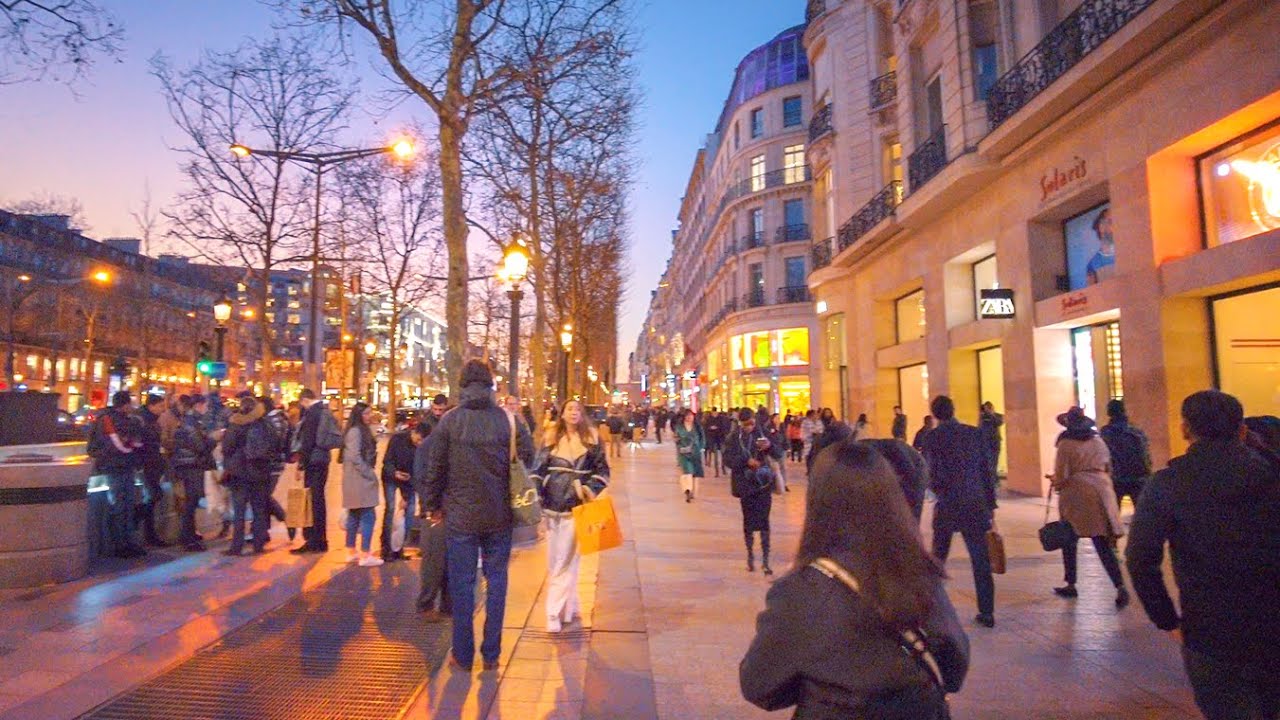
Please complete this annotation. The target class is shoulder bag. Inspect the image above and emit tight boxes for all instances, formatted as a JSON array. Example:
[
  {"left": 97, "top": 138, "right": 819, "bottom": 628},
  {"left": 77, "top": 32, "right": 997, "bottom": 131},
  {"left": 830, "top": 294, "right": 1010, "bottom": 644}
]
[
  {"left": 1038, "top": 486, "right": 1073, "bottom": 552},
  {"left": 509, "top": 413, "right": 542, "bottom": 526}
]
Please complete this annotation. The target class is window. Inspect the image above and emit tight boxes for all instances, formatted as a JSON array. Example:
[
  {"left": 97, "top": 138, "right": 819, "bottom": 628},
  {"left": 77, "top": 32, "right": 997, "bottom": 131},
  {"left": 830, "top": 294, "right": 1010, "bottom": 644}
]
[
  {"left": 776, "top": 328, "right": 810, "bottom": 365},
  {"left": 750, "top": 108, "right": 764, "bottom": 138},
  {"left": 1211, "top": 285, "right": 1280, "bottom": 413},
  {"left": 969, "top": 1, "right": 999, "bottom": 101},
  {"left": 750, "top": 155, "right": 767, "bottom": 191},
  {"left": 783, "top": 96, "right": 802, "bottom": 127},
  {"left": 785, "top": 256, "right": 806, "bottom": 288},
  {"left": 973, "top": 45, "right": 998, "bottom": 101},
  {"left": 784, "top": 145, "right": 806, "bottom": 184},
  {"left": 747, "top": 208, "right": 764, "bottom": 246},
  {"left": 1199, "top": 122, "right": 1280, "bottom": 247},
  {"left": 895, "top": 289, "right": 926, "bottom": 343},
  {"left": 288, "top": 313, "right": 301, "bottom": 325},
  {"left": 784, "top": 198, "right": 805, "bottom": 227},
  {"left": 972, "top": 254, "right": 998, "bottom": 315},
  {"left": 926, "top": 75, "right": 943, "bottom": 135},
  {"left": 734, "top": 120, "right": 740, "bottom": 150}
]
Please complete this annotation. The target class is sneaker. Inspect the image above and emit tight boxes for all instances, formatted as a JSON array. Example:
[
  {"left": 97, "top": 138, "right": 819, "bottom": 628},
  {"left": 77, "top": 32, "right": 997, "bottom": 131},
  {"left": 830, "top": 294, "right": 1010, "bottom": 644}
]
[
  {"left": 546, "top": 618, "right": 562, "bottom": 633},
  {"left": 1053, "top": 585, "right": 1079, "bottom": 598},
  {"left": 358, "top": 556, "right": 384, "bottom": 567},
  {"left": 346, "top": 549, "right": 360, "bottom": 564}
]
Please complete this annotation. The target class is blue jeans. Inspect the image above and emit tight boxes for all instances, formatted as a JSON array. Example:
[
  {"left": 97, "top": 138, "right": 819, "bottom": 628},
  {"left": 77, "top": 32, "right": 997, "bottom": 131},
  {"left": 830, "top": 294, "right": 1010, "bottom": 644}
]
[
  {"left": 380, "top": 481, "right": 417, "bottom": 555},
  {"left": 344, "top": 506, "right": 376, "bottom": 552},
  {"left": 932, "top": 523, "right": 995, "bottom": 617},
  {"left": 1183, "top": 646, "right": 1280, "bottom": 720},
  {"left": 446, "top": 528, "right": 514, "bottom": 666}
]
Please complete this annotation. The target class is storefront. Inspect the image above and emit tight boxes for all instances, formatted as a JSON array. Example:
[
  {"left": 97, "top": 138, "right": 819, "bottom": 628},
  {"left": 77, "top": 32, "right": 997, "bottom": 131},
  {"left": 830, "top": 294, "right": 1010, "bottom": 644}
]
[
  {"left": 711, "top": 326, "right": 813, "bottom": 413},
  {"left": 1211, "top": 286, "right": 1280, "bottom": 412}
]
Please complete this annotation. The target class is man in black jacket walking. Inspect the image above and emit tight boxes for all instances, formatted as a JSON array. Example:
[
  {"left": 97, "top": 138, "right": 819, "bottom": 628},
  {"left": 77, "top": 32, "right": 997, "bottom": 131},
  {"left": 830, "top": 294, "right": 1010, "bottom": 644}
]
[
  {"left": 1126, "top": 390, "right": 1280, "bottom": 720},
  {"left": 920, "top": 395, "right": 997, "bottom": 628},
  {"left": 422, "top": 360, "right": 533, "bottom": 671},
  {"left": 292, "top": 388, "right": 333, "bottom": 554}
]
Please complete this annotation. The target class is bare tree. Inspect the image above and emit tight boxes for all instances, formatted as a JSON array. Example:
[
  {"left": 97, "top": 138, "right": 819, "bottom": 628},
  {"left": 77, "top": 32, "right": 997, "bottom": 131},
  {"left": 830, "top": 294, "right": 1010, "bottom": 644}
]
[
  {"left": 1, "top": 0, "right": 123, "bottom": 85},
  {"left": 3, "top": 191, "right": 90, "bottom": 231},
  {"left": 153, "top": 36, "right": 354, "bottom": 386},
  {"left": 129, "top": 184, "right": 161, "bottom": 380}
]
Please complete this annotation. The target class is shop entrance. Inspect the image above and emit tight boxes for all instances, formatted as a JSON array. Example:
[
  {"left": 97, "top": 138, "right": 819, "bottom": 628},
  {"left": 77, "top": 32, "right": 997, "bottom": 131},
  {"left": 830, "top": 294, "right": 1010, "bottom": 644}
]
[
  {"left": 977, "top": 346, "right": 1007, "bottom": 475},
  {"left": 897, "top": 363, "right": 930, "bottom": 438},
  {"left": 1071, "top": 321, "right": 1123, "bottom": 421}
]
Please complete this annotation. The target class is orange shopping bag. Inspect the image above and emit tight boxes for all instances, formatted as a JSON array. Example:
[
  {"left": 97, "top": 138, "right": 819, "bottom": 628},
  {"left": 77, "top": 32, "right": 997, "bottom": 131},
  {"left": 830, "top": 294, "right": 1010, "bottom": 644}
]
[{"left": 572, "top": 494, "right": 623, "bottom": 555}]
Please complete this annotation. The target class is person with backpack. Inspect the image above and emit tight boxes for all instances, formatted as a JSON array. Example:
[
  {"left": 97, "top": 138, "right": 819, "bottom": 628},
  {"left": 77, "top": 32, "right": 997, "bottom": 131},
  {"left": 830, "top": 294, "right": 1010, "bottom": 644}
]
[
  {"left": 724, "top": 409, "right": 785, "bottom": 575},
  {"left": 1099, "top": 399, "right": 1152, "bottom": 509},
  {"left": 170, "top": 394, "right": 216, "bottom": 552},
  {"left": 220, "top": 394, "right": 277, "bottom": 556},
  {"left": 291, "top": 388, "right": 343, "bottom": 554},
  {"left": 740, "top": 440, "right": 969, "bottom": 718},
  {"left": 91, "top": 391, "right": 146, "bottom": 558}
]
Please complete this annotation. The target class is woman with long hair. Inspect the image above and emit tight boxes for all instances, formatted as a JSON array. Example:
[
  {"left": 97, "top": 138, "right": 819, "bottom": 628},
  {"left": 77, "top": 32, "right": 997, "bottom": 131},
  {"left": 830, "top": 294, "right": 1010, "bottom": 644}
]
[
  {"left": 741, "top": 440, "right": 969, "bottom": 717},
  {"left": 531, "top": 399, "right": 610, "bottom": 632},
  {"left": 341, "top": 402, "right": 383, "bottom": 567},
  {"left": 674, "top": 408, "right": 705, "bottom": 502}
]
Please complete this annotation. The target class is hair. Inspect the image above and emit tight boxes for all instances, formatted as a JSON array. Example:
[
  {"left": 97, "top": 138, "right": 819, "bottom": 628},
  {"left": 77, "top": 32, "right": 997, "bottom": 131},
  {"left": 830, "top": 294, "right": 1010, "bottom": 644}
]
[
  {"left": 411, "top": 422, "right": 430, "bottom": 438},
  {"left": 681, "top": 408, "right": 696, "bottom": 426},
  {"left": 460, "top": 359, "right": 493, "bottom": 387},
  {"left": 549, "top": 399, "right": 597, "bottom": 448},
  {"left": 1092, "top": 206, "right": 1111, "bottom": 235},
  {"left": 737, "top": 408, "right": 755, "bottom": 423},
  {"left": 930, "top": 395, "right": 955, "bottom": 421},
  {"left": 145, "top": 393, "right": 165, "bottom": 408},
  {"left": 432, "top": 393, "right": 448, "bottom": 406},
  {"left": 1106, "top": 398, "right": 1127, "bottom": 419},
  {"left": 805, "top": 409, "right": 815, "bottom": 418},
  {"left": 298, "top": 388, "right": 317, "bottom": 401},
  {"left": 342, "top": 402, "right": 375, "bottom": 463},
  {"left": 795, "top": 440, "right": 945, "bottom": 629},
  {"left": 176, "top": 395, "right": 194, "bottom": 412},
  {"left": 857, "top": 413, "right": 868, "bottom": 424},
  {"left": 111, "top": 390, "right": 132, "bottom": 408},
  {"left": 1182, "top": 390, "right": 1243, "bottom": 441},
  {"left": 259, "top": 396, "right": 276, "bottom": 412}
]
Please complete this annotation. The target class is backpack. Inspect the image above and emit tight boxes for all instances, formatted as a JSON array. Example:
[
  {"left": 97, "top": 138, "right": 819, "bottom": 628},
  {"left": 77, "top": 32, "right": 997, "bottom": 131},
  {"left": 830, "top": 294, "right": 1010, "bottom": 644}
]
[
  {"left": 1104, "top": 424, "right": 1151, "bottom": 478},
  {"left": 315, "top": 408, "right": 344, "bottom": 451}
]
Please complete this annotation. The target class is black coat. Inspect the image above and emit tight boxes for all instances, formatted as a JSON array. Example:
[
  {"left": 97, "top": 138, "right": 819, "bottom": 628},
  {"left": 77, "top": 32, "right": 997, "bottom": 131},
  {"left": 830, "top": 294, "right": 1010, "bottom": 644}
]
[
  {"left": 919, "top": 420, "right": 995, "bottom": 534},
  {"left": 1126, "top": 439, "right": 1280, "bottom": 669},
  {"left": 741, "top": 564, "right": 969, "bottom": 718},
  {"left": 382, "top": 429, "right": 417, "bottom": 485},
  {"left": 419, "top": 383, "right": 534, "bottom": 535},
  {"left": 532, "top": 438, "right": 610, "bottom": 513},
  {"left": 808, "top": 421, "right": 852, "bottom": 468},
  {"left": 170, "top": 412, "right": 214, "bottom": 471},
  {"left": 296, "top": 401, "right": 330, "bottom": 467},
  {"left": 723, "top": 427, "right": 784, "bottom": 499},
  {"left": 137, "top": 407, "right": 166, "bottom": 471}
]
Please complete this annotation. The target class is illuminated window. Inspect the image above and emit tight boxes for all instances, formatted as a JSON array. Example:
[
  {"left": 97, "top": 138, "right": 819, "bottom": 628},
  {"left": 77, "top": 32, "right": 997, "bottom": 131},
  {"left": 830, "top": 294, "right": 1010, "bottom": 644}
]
[
  {"left": 265, "top": 312, "right": 275, "bottom": 323},
  {"left": 288, "top": 314, "right": 301, "bottom": 325},
  {"left": 972, "top": 254, "right": 998, "bottom": 316},
  {"left": 895, "top": 289, "right": 926, "bottom": 343},
  {"left": 745, "top": 331, "right": 771, "bottom": 368},
  {"left": 1212, "top": 285, "right": 1280, "bottom": 413},
  {"left": 729, "top": 335, "right": 745, "bottom": 371},
  {"left": 1199, "top": 122, "right": 1280, "bottom": 247},
  {"left": 288, "top": 300, "right": 301, "bottom": 309},
  {"left": 750, "top": 155, "right": 766, "bottom": 192},
  {"left": 784, "top": 145, "right": 806, "bottom": 184},
  {"left": 775, "top": 328, "right": 810, "bottom": 365},
  {"left": 288, "top": 285, "right": 298, "bottom": 295}
]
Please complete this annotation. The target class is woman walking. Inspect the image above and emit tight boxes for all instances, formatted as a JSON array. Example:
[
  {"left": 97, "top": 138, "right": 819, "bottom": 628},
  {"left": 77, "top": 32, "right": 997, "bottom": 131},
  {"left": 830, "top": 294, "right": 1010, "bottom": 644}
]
[
  {"left": 1050, "top": 406, "right": 1129, "bottom": 607},
  {"left": 342, "top": 402, "right": 384, "bottom": 567},
  {"left": 674, "top": 409, "right": 705, "bottom": 502},
  {"left": 740, "top": 440, "right": 969, "bottom": 717},
  {"left": 724, "top": 409, "right": 785, "bottom": 575},
  {"left": 532, "top": 400, "right": 610, "bottom": 632},
  {"left": 786, "top": 415, "right": 803, "bottom": 462}
]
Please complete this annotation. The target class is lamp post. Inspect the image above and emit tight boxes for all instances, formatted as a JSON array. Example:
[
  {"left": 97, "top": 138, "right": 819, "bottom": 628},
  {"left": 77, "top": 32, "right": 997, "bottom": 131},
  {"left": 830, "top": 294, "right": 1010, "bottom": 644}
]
[
  {"left": 74, "top": 270, "right": 113, "bottom": 406},
  {"left": 4, "top": 273, "right": 33, "bottom": 389},
  {"left": 559, "top": 323, "right": 573, "bottom": 403},
  {"left": 497, "top": 235, "right": 530, "bottom": 399},
  {"left": 230, "top": 138, "right": 415, "bottom": 391},
  {"left": 364, "top": 339, "right": 377, "bottom": 405},
  {"left": 213, "top": 293, "right": 232, "bottom": 363}
]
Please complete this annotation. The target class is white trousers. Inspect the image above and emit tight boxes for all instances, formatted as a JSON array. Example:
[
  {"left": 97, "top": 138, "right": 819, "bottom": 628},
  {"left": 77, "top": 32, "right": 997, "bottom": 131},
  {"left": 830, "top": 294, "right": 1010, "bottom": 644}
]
[
  {"left": 545, "top": 514, "right": 580, "bottom": 624},
  {"left": 679, "top": 473, "right": 698, "bottom": 496}
]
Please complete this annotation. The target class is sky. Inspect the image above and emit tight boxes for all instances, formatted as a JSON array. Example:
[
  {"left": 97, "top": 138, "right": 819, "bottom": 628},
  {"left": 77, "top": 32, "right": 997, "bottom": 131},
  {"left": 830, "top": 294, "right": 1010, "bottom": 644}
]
[{"left": 0, "top": 0, "right": 804, "bottom": 382}]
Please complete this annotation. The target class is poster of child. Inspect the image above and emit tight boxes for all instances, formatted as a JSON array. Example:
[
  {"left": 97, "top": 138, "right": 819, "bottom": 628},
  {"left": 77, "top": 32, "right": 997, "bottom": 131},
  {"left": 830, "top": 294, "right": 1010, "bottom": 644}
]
[{"left": 1064, "top": 203, "right": 1114, "bottom": 290}]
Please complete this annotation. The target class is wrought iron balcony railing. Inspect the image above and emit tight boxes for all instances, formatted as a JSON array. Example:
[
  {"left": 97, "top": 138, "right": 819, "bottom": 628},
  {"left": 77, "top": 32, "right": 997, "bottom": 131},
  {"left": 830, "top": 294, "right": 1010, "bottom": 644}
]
[
  {"left": 776, "top": 224, "right": 811, "bottom": 244},
  {"left": 806, "top": 0, "right": 826, "bottom": 23},
  {"left": 742, "top": 231, "right": 766, "bottom": 250},
  {"left": 743, "top": 288, "right": 767, "bottom": 309},
  {"left": 870, "top": 71, "right": 897, "bottom": 111},
  {"left": 809, "top": 103, "right": 833, "bottom": 143},
  {"left": 811, "top": 237, "right": 834, "bottom": 270},
  {"left": 777, "top": 286, "right": 811, "bottom": 304},
  {"left": 836, "top": 181, "right": 902, "bottom": 253},
  {"left": 907, "top": 126, "right": 947, "bottom": 193},
  {"left": 987, "top": 0, "right": 1156, "bottom": 129},
  {"left": 717, "top": 166, "right": 812, "bottom": 217}
]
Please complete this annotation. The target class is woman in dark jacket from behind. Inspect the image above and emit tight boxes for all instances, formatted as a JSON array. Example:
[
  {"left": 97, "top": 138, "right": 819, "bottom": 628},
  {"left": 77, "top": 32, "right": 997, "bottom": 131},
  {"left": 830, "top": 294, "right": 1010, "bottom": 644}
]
[{"left": 741, "top": 440, "right": 969, "bottom": 719}]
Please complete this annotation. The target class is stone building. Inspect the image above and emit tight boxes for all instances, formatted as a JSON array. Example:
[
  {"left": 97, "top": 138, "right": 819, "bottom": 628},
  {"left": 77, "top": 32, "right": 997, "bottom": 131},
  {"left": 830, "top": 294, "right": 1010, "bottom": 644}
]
[{"left": 803, "top": 0, "right": 1280, "bottom": 494}]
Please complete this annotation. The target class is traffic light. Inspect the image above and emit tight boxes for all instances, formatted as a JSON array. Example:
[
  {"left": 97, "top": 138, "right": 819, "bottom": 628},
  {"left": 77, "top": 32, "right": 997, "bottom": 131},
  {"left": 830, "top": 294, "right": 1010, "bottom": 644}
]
[{"left": 196, "top": 341, "right": 213, "bottom": 376}]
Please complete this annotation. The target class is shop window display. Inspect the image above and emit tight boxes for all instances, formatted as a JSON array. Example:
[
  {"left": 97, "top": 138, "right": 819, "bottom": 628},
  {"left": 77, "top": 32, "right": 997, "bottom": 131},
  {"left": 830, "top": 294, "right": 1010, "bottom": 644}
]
[
  {"left": 1199, "top": 122, "right": 1280, "bottom": 247},
  {"left": 1064, "top": 202, "right": 1114, "bottom": 290}
]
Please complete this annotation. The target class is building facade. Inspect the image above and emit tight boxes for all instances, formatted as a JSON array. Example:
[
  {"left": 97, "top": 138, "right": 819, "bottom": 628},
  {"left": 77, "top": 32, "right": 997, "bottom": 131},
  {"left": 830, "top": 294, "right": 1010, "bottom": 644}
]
[
  {"left": 647, "top": 25, "right": 819, "bottom": 414},
  {"left": 804, "top": 0, "right": 1280, "bottom": 494}
]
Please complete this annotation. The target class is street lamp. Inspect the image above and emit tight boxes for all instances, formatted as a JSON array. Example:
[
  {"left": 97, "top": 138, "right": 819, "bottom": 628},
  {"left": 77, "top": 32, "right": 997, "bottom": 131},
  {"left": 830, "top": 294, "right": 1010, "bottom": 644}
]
[
  {"left": 559, "top": 323, "right": 573, "bottom": 402},
  {"left": 498, "top": 234, "right": 530, "bottom": 399},
  {"left": 230, "top": 136, "right": 417, "bottom": 391},
  {"left": 364, "top": 339, "right": 377, "bottom": 405},
  {"left": 213, "top": 293, "right": 232, "bottom": 363}
]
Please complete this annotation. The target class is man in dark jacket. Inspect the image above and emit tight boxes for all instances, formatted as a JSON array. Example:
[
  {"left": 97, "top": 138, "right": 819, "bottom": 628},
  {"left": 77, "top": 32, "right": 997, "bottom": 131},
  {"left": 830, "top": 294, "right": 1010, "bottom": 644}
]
[
  {"left": 380, "top": 423, "right": 422, "bottom": 562},
  {"left": 422, "top": 360, "right": 533, "bottom": 671},
  {"left": 171, "top": 394, "right": 214, "bottom": 552},
  {"left": 412, "top": 421, "right": 450, "bottom": 618},
  {"left": 920, "top": 395, "right": 997, "bottom": 628},
  {"left": 1126, "top": 390, "right": 1280, "bottom": 720},
  {"left": 221, "top": 395, "right": 274, "bottom": 556},
  {"left": 292, "top": 388, "right": 333, "bottom": 554},
  {"left": 891, "top": 405, "right": 908, "bottom": 442},
  {"left": 978, "top": 401, "right": 1004, "bottom": 480},
  {"left": 135, "top": 394, "right": 170, "bottom": 547},
  {"left": 807, "top": 408, "right": 851, "bottom": 472},
  {"left": 91, "top": 391, "right": 145, "bottom": 558},
  {"left": 1099, "top": 398, "right": 1151, "bottom": 508}
]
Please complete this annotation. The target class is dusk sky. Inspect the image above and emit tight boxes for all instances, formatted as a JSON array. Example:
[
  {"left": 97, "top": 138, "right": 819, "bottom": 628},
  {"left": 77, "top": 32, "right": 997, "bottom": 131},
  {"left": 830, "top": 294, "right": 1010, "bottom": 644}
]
[{"left": 0, "top": 1, "right": 803, "bottom": 380}]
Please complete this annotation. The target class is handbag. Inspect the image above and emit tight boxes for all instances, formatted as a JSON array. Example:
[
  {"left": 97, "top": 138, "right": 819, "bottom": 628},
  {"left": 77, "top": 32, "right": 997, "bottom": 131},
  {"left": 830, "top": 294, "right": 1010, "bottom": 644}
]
[
  {"left": 1038, "top": 487, "right": 1073, "bottom": 552},
  {"left": 987, "top": 522, "right": 1007, "bottom": 575},
  {"left": 508, "top": 413, "right": 543, "bottom": 526},
  {"left": 573, "top": 494, "right": 623, "bottom": 555}
]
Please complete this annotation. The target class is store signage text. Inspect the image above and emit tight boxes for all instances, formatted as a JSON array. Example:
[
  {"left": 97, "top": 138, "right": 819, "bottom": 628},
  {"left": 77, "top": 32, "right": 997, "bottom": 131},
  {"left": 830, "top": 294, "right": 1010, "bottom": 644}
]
[
  {"left": 1041, "top": 156, "right": 1088, "bottom": 203},
  {"left": 979, "top": 289, "right": 1015, "bottom": 319},
  {"left": 1061, "top": 292, "right": 1089, "bottom": 315}
]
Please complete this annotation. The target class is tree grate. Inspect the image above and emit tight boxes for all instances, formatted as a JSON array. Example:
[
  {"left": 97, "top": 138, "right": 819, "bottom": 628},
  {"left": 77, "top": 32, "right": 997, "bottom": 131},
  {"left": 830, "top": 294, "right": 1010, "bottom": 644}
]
[{"left": 78, "top": 566, "right": 448, "bottom": 720}]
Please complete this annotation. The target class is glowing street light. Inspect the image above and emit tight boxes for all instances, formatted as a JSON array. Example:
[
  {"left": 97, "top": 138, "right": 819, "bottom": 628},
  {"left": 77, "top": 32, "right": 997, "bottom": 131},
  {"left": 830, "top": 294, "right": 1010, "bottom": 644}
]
[
  {"left": 500, "top": 234, "right": 531, "bottom": 397},
  {"left": 364, "top": 340, "right": 378, "bottom": 405},
  {"left": 559, "top": 323, "right": 573, "bottom": 400}
]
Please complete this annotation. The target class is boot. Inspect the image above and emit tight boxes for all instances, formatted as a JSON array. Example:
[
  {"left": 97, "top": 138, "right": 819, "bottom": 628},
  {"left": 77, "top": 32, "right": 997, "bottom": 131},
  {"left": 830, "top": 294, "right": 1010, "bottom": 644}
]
[
  {"left": 745, "top": 531, "right": 756, "bottom": 573},
  {"left": 761, "top": 531, "right": 773, "bottom": 576}
]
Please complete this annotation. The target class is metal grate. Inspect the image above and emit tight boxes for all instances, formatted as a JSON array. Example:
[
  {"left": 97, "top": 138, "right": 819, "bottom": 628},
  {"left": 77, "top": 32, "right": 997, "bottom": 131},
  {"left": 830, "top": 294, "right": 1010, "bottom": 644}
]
[{"left": 79, "top": 567, "right": 450, "bottom": 720}]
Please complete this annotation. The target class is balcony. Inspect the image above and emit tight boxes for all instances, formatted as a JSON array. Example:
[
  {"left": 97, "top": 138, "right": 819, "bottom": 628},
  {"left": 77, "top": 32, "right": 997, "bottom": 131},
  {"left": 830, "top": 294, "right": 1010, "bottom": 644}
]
[
  {"left": 742, "top": 231, "right": 766, "bottom": 250},
  {"left": 869, "top": 71, "right": 897, "bottom": 111},
  {"left": 775, "top": 223, "right": 811, "bottom": 244},
  {"left": 808, "top": 103, "right": 833, "bottom": 143},
  {"left": 836, "top": 181, "right": 902, "bottom": 253},
  {"left": 776, "top": 286, "right": 811, "bottom": 304},
  {"left": 907, "top": 126, "right": 947, "bottom": 193},
  {"left": 743, "top": 287, "right": 767, "bottom": 309},
  {"left": 717, "top": 166, "right": 812, "bottom": 218},
  {"left": 987, "top": 0, "right": 1157, "bottom": 129},
  {"left": 811, "top": 237, "right": 833, "bottom": 270}
]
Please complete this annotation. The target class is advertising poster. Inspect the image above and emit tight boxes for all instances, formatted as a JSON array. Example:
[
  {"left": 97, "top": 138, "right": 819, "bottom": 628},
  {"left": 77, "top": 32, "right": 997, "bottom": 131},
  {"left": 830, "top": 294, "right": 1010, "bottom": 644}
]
[{"left": 1064, "top": 202, "right": 1114, "bottom": 290}]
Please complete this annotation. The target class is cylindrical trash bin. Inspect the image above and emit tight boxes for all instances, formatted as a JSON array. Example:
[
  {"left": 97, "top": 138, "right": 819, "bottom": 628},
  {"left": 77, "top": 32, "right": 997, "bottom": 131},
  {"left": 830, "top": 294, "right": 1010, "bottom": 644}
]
[{"left": 0, "top": 446, "right": 91, "bottom": 589}]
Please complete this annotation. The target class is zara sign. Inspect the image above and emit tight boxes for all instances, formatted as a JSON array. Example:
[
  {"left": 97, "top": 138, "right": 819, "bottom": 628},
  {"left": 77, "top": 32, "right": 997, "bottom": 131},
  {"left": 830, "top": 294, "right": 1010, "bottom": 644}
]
[{"left": 979, "top": 288, "right": 1016, "bottom": 319}]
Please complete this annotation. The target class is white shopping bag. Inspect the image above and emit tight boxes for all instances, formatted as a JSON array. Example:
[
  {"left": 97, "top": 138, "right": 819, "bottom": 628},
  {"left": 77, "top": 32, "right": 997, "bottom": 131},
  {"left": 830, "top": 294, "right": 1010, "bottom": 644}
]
[{"left": 391, "top": 509, "right": 406, "bottom": 553}]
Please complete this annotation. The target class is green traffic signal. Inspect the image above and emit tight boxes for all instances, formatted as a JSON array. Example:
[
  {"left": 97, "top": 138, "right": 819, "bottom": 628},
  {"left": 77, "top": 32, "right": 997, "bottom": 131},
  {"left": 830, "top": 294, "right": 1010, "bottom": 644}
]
[{"left": 196, "top": 359, "right": 214, "bottom": 375}]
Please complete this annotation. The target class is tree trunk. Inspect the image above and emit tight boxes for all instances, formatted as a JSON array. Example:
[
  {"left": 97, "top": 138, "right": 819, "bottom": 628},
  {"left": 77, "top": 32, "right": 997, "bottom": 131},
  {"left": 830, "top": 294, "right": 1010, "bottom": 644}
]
[
  {"left": 439, "top": 120, "right": 468, "bottom": 402},
  {"left": 387, "top": 302, "right": 400, "bottom": 424},
  {"left": 526, "top": 110, "right": 547, "bottom": 420},
  {"left": 256, "top": 266, "right": 274, "bottom": 386}
]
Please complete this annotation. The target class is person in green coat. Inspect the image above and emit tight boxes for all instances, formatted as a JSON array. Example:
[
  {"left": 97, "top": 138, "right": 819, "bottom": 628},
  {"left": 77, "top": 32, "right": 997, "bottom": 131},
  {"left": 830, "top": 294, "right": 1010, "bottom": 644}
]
[{"left": 675, "top": 409, "right": 705, "bottom": 503}]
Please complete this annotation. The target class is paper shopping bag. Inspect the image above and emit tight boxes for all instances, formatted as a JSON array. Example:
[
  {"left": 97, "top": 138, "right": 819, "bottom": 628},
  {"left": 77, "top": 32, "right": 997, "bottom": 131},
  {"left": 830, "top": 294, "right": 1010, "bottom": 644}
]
[
  {"left": 572, "top": 495, "right": 623, "bottom": 555},
  {"left": 987, "top": 527, "right": 1007, "bottom": 575},
  {"left": 286, "top": 485, "right": 313, "bottom": 529}
]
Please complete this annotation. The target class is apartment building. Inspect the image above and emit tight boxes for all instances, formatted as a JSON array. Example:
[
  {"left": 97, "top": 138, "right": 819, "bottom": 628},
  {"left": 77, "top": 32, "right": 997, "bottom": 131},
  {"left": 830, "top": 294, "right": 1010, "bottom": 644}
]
[{"left": 804, "top": 0, "right": 1280, "bottom": 494}]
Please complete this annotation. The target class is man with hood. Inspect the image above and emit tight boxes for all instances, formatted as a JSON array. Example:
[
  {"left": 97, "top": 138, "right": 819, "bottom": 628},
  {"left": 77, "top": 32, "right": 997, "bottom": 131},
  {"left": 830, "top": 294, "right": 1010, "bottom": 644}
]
[
  {"left": 421, "top": 360, "right": 534, "bottom": 672},
  {"left": 221, "top": 393, "right": 276, "bottom": 556}
]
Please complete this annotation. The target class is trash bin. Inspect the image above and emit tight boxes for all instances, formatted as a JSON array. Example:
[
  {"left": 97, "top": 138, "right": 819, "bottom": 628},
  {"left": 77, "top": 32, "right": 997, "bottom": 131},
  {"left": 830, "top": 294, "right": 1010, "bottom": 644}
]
[{"left": 0, "top": 444, "right": 92, "bottom": 589}]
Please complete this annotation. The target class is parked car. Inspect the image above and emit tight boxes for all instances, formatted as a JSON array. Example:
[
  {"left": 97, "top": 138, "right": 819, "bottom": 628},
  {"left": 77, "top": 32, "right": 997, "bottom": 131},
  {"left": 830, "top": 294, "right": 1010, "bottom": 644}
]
[{"left": 55, "top": 410, "right": 88, "bottom": 442}]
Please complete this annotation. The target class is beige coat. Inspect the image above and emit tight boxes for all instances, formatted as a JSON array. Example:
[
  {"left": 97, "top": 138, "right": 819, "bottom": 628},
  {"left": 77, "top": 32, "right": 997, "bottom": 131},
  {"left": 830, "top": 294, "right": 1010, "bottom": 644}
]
[{"left": 1052, "top": 435, "right": 1124, "bottom": 538}]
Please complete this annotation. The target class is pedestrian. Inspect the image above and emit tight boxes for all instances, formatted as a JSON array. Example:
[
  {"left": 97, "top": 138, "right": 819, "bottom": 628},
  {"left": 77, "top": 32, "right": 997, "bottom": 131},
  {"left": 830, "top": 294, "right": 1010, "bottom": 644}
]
[
  {"left": 542, "top": 407, "right": 559, "bottom": 447},
  {"left": 413, "top": 420, "right": 450, "bottom": 621},
  {"left": 740, "top": 440, "right": 969, "bottom": 717},
  {"left": 532, "top": 399, "right": 609, "bottom": 633},
  {"left": 340, "top": 402, "right": 383, "bottom": 567},
  {"left": 89, "top": 390, "right": 146, "bottom": 558},
  {"left": 786, "top": 415, "right": 803, "bottom": 462},
  {"left": 170, "top": 394, "right": 215, "bottom": 552},
  {"left": 853, "top": 413, "right": 870, "bottom": 440},
  {"left": 674, "top": 408, "right": 705, "bottom": 502},
  {"left": 291, "top": 388, "right": 339, "bottom": 554},
  {"left": 605, "top": 409, "right": 625, "bottom": 458},
  {"left": 135, "top": 394, "right": 170, "bottom": 547},
  {"left": 260, "top": 397, "right": 292, "bottom": 540},
  {"left": 912, "top": 415, "right": 936, "bottom": 452},
  {"left": 799, "top": 409, "right": 820, "bottom": 469},
  {"left": 1098, "top": 399, "right": 1151, "bottom": 509},
  {"left": 766, "top": 412, "right": 789, "bottom": 493},
  {"left": 807, "top": 407, "right": 851, "bottom": 473},
  {"left": 1127, "top": 390, "right": 1280, "bottom": 720},
  {"left": 862, "top": 438, "right": 930, "bottom": 521},
  {"left": 654, "top": 407, "right": 666, "bottom": 444},
  {"left": 891, "top": 405, "right": 908, "bottom": 442},
  {"left": 919, "top": 395, "right": 997, "bottom": 628},
  {"left": 724, "top": 409, "right": 784, "bottom": 575},
  {"left": 979, "top": 401, "right": 1004, "bottom": 480},
  {"left": 379, "top": 420, "right": 421, "bottom": 562},
  {"left": 422, "top": 359, "right": 534, "bottom": 672},
  {"left": 1049, "top": 406, "right": 1129, "bottom": 607},
  {"left": 221, "top": 394, "right": 275, "bottom": 556}
]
